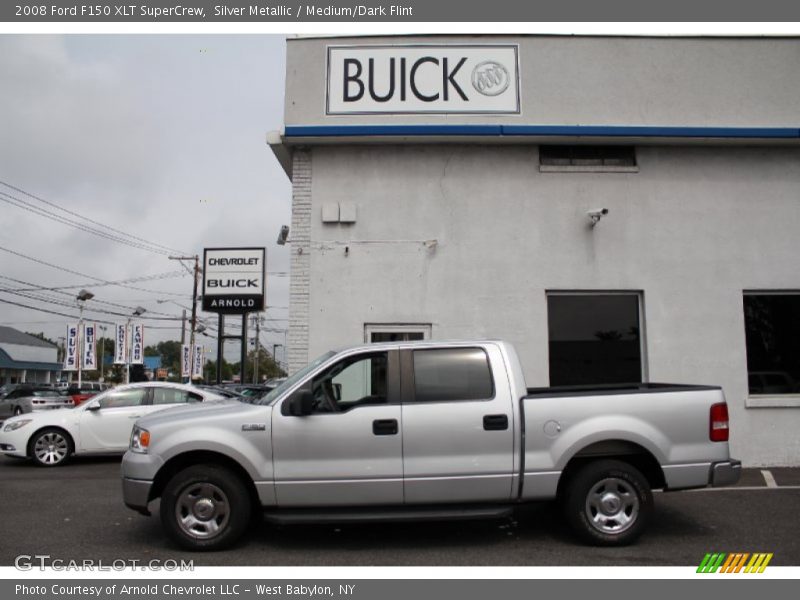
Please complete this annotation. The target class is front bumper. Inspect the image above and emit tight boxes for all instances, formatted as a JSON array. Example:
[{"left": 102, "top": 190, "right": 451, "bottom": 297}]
[
  {"left": 122, "top": 477, "right": 153, "bottom": 515},
  {"left": 711, "top": 459, "right": 742, "bottom": 487}
]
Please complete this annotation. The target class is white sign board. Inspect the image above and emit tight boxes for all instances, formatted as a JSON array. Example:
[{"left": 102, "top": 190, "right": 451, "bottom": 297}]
[
  {"left": 114, "top": 323, "right": 128, "bottom": 364},
  {"left": 192, "top": 345, "right": 204, "bottom": 379},
  {"left": 327, "top": 45, "right": 520, "bottom": 115},
  {"left": 64, "top": 323, "right": 79, "bottom": 371},
  {"left": 131, "top": 324, "right": 144, "bottom": 365},
  {"left": 181, "top": 344, "right": 191, "bottom": 378},
  {"left": 203, "top": 247, "right": 266, "bottom": 314},
  {"left": 83, "top": 323, "right": 97, "bottom": 370}
]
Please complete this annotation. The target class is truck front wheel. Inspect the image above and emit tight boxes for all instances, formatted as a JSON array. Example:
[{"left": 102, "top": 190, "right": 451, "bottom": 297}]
[
  {"left": 160, "top": 464, "right": 252, "bottom": 551},
  {"left": 564, "top": 459, "right": 652, "bottom": 546}
]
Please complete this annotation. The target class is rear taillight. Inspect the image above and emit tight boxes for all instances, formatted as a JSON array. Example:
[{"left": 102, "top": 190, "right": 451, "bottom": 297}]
[{"left": 710, "top": 402, "right": 729, "bottom": 442}]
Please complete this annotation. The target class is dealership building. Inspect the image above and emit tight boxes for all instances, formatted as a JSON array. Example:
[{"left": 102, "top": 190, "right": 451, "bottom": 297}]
[{"left": 271, "top": 35, "right": 800, "bottom": 467}]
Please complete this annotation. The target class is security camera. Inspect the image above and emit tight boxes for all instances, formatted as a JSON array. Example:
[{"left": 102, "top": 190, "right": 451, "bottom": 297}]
[
  {"left": 587, "top": 208, "right": 609, "bottom": 227},
  {"left": 277, "top": 225, "right": 290, "bottom": 245}
]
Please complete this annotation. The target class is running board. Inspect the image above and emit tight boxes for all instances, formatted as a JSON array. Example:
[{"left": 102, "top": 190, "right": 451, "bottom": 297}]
[{"left": 262, "top": 504, "right": 514, "bottom": 525}]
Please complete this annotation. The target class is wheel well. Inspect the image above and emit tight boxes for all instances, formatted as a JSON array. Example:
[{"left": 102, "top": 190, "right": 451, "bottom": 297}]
[
  {"left": 150, "top": 450, "right": 260, "bottom": 509},
  {"left": 26, "top": 427, "right": 74, "bottom": 458},
  {"left": 556, "top": 440, "right": 666, "bottom": 497}
]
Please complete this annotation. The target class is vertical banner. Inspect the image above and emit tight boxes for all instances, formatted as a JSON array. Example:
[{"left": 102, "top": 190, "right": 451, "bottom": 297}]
[
  {"left": 192, "top": 345, "right": 203, "bottom": 379},
  {"left": 131, "top": 323, "right": 145, "bottom": 365},
  {"left": 181, "top": 344, "right": 191, "bottom": 378},
  {"left": 83, "top": 323, "right": 97, "bottom": 370},
  {"left": 114, "top": 323, "right": 128, "bottom": 364},
  {"left": 64, "top": 323, "right": 79, "bottom": 371}
]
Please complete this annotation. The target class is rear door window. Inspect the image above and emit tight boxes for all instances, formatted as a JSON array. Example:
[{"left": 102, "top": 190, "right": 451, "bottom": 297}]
[{"left": 412, "top": 348, "right": 494, "bottom": 402}]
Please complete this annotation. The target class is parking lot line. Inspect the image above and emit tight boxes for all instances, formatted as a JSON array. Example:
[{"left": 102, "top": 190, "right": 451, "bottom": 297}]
[
  {"left": 684, "top": 485, "right": 800, "bottom": 492},
  {"left": 761, "top": 469, "right": 779, "bottom": 488}
]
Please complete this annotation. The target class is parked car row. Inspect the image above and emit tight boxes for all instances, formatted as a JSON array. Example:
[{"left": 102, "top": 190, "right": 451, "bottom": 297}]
[{"left": 0, "top": 382, "right": 226, "bottom": 466}]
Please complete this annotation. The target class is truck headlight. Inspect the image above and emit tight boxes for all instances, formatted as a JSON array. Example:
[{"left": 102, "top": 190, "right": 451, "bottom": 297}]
[
  {"left": 130, "top": 426, "right": 151, "bottom": 453},
  {"left": 3, "top": 419, "right": 32, "bottom": 432}
]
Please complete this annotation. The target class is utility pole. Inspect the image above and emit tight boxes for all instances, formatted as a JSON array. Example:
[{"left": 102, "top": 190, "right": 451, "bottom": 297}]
[
  {"left": 253, "top": 315, "right": 261, "bottom": 384},
  {"left": 170, "top": 255, "right": 200, "bottom": 383},
  {"left": 180, "top": 309, "right": 187, "bottom": 345}
]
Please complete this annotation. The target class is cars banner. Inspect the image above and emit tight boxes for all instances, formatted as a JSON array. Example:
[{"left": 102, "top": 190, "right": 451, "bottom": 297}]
[
  {"left": 83, "top": 322, "right": 97, "bottom": 370},
  {"left": 114, "top": 323, "right": 128, "bottom": 364},
  {"left": 131, "top": 323, "right": 144, "bottom": 364},
  {"left": 192, "top": 344, "right": 204, "bottom": 379},
  {"left": 181, "top": 344, "right": 191, "bottom": 378},
  {"left": 63, "top": 323, "right": 79, "bottom": 371}
]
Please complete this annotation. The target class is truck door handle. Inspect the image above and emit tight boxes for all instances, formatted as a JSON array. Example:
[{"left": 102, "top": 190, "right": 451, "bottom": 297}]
[
  {"left": 483, "top": 414, "right": 508, "bottom": 431},
  {"left": 373, "top": 419, "right": 398, "bottom": 436}
]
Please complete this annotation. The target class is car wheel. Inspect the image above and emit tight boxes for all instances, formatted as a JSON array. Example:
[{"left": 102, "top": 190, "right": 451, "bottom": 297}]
[
  {"left": 160, "top": 464, "right": 252, "bottom": 551},
  {"left": 13, "top": 406, "right": 23, "bottom": 416},
  {"left": 564, "top": 459, "right": 652, "bottom": 546},
  {"left": 30, "top": 428, "right": 73, "bottom": 467}
]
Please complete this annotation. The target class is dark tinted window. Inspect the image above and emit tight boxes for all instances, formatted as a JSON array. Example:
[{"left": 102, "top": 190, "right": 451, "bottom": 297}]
[
  {"left": 371, "top": 331, "right": 425, "bottom": 342},
  {"left": 540, "top": 145, "right": 636, "bottom": 167},
  {"left": 744, "top": 294, "right": 800, "bottom": 394},
  {"left": 548, "top": 294, "right": 642, "bottom": 386},
  {"left": 413, "top": 348, "right": 494, "bottom": 402}
]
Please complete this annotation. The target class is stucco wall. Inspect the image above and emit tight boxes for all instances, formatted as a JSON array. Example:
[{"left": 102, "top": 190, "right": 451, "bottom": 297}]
[{"left": 297, "top": 143, "right": 800, "bottom": 467}]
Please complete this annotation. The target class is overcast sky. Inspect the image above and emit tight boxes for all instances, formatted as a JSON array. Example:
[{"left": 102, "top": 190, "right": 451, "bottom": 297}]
[{"left": 0, "top": 35, "right": 292, "bottom": 365}]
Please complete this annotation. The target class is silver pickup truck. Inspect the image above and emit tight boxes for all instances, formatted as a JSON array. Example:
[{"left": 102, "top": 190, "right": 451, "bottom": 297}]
[{"left": 121, "top": 340, "right": 740, "bottom": 550}]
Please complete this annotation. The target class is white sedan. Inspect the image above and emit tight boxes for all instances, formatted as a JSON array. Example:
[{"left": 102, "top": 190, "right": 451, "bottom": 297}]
[{"left": 0, "top": 382, "right": 224, "bottom": 467}]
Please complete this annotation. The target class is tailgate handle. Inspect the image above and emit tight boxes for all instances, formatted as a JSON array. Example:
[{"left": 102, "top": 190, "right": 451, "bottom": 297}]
[
  {"left": 483, "top": 414, "right": 508, "bottom": 431},
  {"left": 373, "top": 419, "right": 398, "bottom": 436}
]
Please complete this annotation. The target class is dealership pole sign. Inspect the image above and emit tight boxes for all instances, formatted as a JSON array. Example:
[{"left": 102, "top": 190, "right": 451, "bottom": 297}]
[
  {"left": 63, "top": 323, "right": 79, "bottom": 371},
  {"left": 83, "top": 323, "right": 97, "bottom": 370},
  {"left": 114, "top": 323, "right": 128, "bottom": 364},
  {"left": 130, "top": 324, "right": 144, "bottom": 365},
  {"left": 327, "top": 45, "right": 520, "bottom": 114},
  {"left": 202, "top": 247, "right": 266, "bottom": 314}
]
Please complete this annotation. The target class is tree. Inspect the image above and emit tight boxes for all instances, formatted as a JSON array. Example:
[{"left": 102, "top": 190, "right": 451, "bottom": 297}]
[
  {"left": 203, "top": 358, "right": 234, "bottom": 383},
  {"left": 241, "top": 347, "right": 286, "bottom": 384}
]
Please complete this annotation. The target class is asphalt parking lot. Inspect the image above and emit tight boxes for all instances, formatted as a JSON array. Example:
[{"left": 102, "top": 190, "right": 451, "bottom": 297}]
[{"left": 1, "top": 456, "right": 798, "bottom": 567}]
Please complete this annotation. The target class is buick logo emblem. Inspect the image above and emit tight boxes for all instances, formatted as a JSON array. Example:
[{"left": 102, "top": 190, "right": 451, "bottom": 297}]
[{"left": 471, "top": 61, "right": 510, "bottom": 96}]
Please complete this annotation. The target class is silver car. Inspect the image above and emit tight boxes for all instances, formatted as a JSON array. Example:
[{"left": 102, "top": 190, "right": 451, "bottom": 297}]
[{"left": 0, "top": 389, "right": 73, "bottom": 421}]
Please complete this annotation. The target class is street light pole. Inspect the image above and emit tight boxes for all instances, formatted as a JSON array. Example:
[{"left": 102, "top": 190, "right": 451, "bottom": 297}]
[
  {"left": 76, "top": 289, "right": 94, "bottom": 388},
  {"left": 126, "top": 307, "right": 146, "bottom": 384},
  {"left": 99, "top": 325, "right": 107, "bottom": 382}
]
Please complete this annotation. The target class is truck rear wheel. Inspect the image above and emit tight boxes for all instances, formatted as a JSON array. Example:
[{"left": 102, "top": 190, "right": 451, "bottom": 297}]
[
  {"left": 160, "top": 464, "right": 252, "bottom": 551},
  {"left": 563, "top": 459, "right": 652, "bottom": 546}
]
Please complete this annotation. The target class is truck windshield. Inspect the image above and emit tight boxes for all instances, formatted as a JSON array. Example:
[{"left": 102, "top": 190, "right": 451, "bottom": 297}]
[{"left": 256, "top": 351, "right": 336, "bottom": 405}]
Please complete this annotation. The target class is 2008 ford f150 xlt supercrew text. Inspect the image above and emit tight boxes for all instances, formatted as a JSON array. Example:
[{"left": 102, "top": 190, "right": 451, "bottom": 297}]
[{"left": 121, "top": 341, "right": 741, "bottom": 550}]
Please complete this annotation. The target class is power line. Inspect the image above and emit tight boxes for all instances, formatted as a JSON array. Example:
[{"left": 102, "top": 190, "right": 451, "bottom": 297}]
[
  {"left": 0, "top": 180, "right": 188, "bottom": 256},
  {"left": 0, "top": 287, "right": 183, "bottom": 321},
  {"left": 0, "top": 275, "right": 179, "bottom": 316},
  {"left": 0, "top": 245, "right": 188, "bottom": 297}
]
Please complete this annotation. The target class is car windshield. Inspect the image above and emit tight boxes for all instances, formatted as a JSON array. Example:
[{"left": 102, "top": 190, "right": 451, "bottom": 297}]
[
  {"left": 31, "top": 390, "right": 61, "bottom": 397},
  {"left": 256, "top": 351, "right": 336, "bottom": 405}
]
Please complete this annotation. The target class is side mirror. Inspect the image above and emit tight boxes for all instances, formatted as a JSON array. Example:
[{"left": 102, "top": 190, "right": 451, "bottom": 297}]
[
  {"left": 86, "top": 403, "right": 101, "bottom": 412},
  {"left": 288, "top": 390, "right": 314, "bottom": 416}
]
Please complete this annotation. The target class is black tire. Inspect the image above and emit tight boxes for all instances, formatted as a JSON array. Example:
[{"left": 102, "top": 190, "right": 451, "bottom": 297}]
[
  {"left": 563, "top": 459, "right": 652, "bottom": 546},
  {"left": 160, "top": 464, "right": 252, "bottom": 551},
  {"left": 29, "top": 428, "right": 73, "bottom": 467},
  {"left": 13, "top": 406, "right": 23, "bottom": 416}
]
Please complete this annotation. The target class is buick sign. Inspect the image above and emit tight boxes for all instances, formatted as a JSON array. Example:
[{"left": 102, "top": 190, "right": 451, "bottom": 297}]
[
  {"left": 203, "top": 247, "right": 266, "bottom": 314},
  {"left": 326, "top": 45, "right": 520, "bottom": 115}
]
